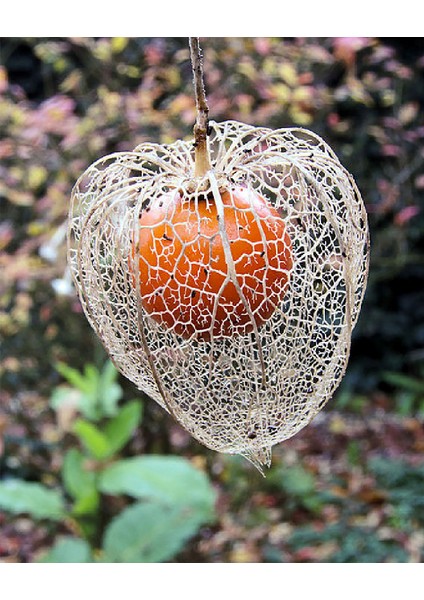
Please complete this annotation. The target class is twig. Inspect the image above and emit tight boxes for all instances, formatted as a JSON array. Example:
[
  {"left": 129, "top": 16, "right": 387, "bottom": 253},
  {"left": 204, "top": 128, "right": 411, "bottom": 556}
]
[{"left": 189, "top": 37, "right": 212, "bottom": 177}]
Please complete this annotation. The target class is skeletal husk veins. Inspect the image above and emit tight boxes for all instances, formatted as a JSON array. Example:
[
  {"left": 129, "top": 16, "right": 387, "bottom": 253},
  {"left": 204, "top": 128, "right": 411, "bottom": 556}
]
[{"left": 68, "top": 120, "right": 369, "bottom": 473}]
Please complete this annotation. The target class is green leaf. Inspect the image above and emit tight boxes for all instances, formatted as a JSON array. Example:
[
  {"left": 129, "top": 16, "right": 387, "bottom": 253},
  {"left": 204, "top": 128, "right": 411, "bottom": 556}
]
[
  {"left": 73, "top": 419, "right": 110, "bottom": 460},
  {"left": 103, "top": 400, "right": 142, "bottom": 455},
  {"left": 98, "top": 455, "right": 216, "bottom": 516},
  {"left": 97, "top": 361, "right": 122, "bottom": 417},
  {"left": 71, "top": 489, "right": 99, "bottom": 516},
  {"left": 0, "top": 480, "right": 65, "bottom": 520},
  {"left": 100, "top": 383, "right": 122, "bottom": 417},
  {"left": 54, "top": 363, "right": 99, "bottom": 421},
  {"left": 100, "top": 359, "right": 118, "bottom": 388},
  {"left": 62, "top": 449, "right": 99, "bottom": 515},
  {"left": 268, "top": 464, "right": 316, "bottom": 497},
  {"left": 63, "top": 449, "right": 93, "bottom": 498},
  {"left": 78, "top": 364, "right": 103, "bottom": 421},
  {"left": 39, "top": 537, "right": 93, "bottom": 563},
  {"left": 54, "top": 361, "right": 124, "bottom": 421},
  {"left": 102, "top": 501, "right": 206, "bottom": 563},
  {"left": 56, "top": 362, "right": 95, "bottom": 394},
  {"left": 281, "top": 466, "right": 316, "bottom": 496},
  {"left": 382, "top": 371, "right": 424, "bottom": 394},
  {"left": 50, "top": 386, "right": 80, "bottom": 412}
]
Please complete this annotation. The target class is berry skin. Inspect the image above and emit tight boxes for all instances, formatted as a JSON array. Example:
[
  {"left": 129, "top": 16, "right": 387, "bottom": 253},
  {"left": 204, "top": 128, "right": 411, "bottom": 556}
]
[{"left": 131, "top": 185, "right": 293, "bottom": 340}]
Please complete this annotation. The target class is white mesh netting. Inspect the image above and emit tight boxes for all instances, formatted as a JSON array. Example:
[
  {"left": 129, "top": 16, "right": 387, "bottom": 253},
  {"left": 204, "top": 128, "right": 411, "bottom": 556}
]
[{"left": 68, "top": 120, "right": 369, "bottom": 471}]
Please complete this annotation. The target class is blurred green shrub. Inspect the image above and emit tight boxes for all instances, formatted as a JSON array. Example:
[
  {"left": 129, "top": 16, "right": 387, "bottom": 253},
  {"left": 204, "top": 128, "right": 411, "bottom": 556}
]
[
  {"left": 368, "top": 456, "right": 424, "bottom": 532},
  {"left": 283, "top": 455, "right": 424, "bottom": 562},
  {"left": 381, "top": 368, "right": 424, "bottom": 416},
  {"left": 266, "top": 464, "right": 324, "bottom": 514},
  {"left": 52, "top": 360, "right": 124, "bottom": 421},
  {"left": 0, "top": 361, "right": 217, "bottom": 562},
  {"left": 288, "top": 521, "right": 409, "bottom": 562}
]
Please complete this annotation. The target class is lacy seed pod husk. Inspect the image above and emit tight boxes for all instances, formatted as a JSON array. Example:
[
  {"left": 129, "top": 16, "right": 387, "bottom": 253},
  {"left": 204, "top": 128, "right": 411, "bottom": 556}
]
[{"left": 68, "top": 120, "right": 369, "bottom": 471}]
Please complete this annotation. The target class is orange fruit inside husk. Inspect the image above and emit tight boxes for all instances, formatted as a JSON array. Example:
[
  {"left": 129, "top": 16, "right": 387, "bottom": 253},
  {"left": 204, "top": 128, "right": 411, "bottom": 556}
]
[{"left": 131, "top": 185, "right": 293, "bottom": 340}]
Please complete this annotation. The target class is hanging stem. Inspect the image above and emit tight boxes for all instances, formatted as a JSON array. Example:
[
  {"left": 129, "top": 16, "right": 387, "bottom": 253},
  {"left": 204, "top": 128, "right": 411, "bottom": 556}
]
[{"left": 189, "top": 37, "right": 212, "bottom": 178}]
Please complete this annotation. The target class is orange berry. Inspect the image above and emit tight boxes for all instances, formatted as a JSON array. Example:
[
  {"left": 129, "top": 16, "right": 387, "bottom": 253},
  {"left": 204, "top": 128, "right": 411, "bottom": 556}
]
[{"left": 131, "top": 186, "right": 293, "bottom": 340}]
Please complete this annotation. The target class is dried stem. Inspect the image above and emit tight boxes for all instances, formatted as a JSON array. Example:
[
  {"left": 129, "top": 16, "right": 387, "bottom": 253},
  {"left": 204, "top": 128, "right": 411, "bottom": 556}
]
[{"left": 189, "top": 37, "right": 212, "bottom": 177}]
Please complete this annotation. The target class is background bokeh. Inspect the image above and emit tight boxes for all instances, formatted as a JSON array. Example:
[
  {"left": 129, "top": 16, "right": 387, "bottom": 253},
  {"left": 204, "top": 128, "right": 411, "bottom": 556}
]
[{"left": 0, "top": 37, "right": 423, "bottom": 563}]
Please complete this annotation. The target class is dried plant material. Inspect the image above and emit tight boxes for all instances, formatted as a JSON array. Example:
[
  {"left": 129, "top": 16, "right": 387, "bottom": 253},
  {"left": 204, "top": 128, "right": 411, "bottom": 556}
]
[{"left": 68, "top": 120, "right": 369, "bottom": 471}]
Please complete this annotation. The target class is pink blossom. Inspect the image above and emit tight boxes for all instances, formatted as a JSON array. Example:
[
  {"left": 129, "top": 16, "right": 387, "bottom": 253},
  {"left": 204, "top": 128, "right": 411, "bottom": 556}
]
[
  {"left": 394, "top": 205, "right": 420, "bottom": 226},
  {"left": 415, "top": 175, "right": 424, "bottom": 190},
  {"left": 333, "top": 37, "right": 372, "bottom": 68},
  {"left": 382, "top": 144, "right": 401, "bottom": 157},
  {"left": 327, "top": 112, "right": 340, "bottom": 128},
  {"left": 144, "top": 40, "right": 166, "bottom": 66},
  {"left": 254, "top": 38, "right": 271, "bottom": 56},
  {"left": 24, "top": 95, "right": 77, "bottom": 145}
]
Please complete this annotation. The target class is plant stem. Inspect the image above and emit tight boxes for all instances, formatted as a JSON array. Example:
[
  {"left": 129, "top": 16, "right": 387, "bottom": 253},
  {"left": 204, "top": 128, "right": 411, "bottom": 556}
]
[{"left": 189, "top": 37, "right": 212, "bottom": 178}]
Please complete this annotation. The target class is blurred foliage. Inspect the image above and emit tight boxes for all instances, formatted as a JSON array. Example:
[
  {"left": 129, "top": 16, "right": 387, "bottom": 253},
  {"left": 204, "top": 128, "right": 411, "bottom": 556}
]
[
  {"left": 281, "top": 456, "right": 424, "bottom": 562},
  {"left": 0, "top": 361, "right": 217, "bottom": 562},
  {"left": 0, "top": 37, "right": 423, "bottom": 563},
  {"left": 1, "top": 36, "right": 423, "bottom": 401}
]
